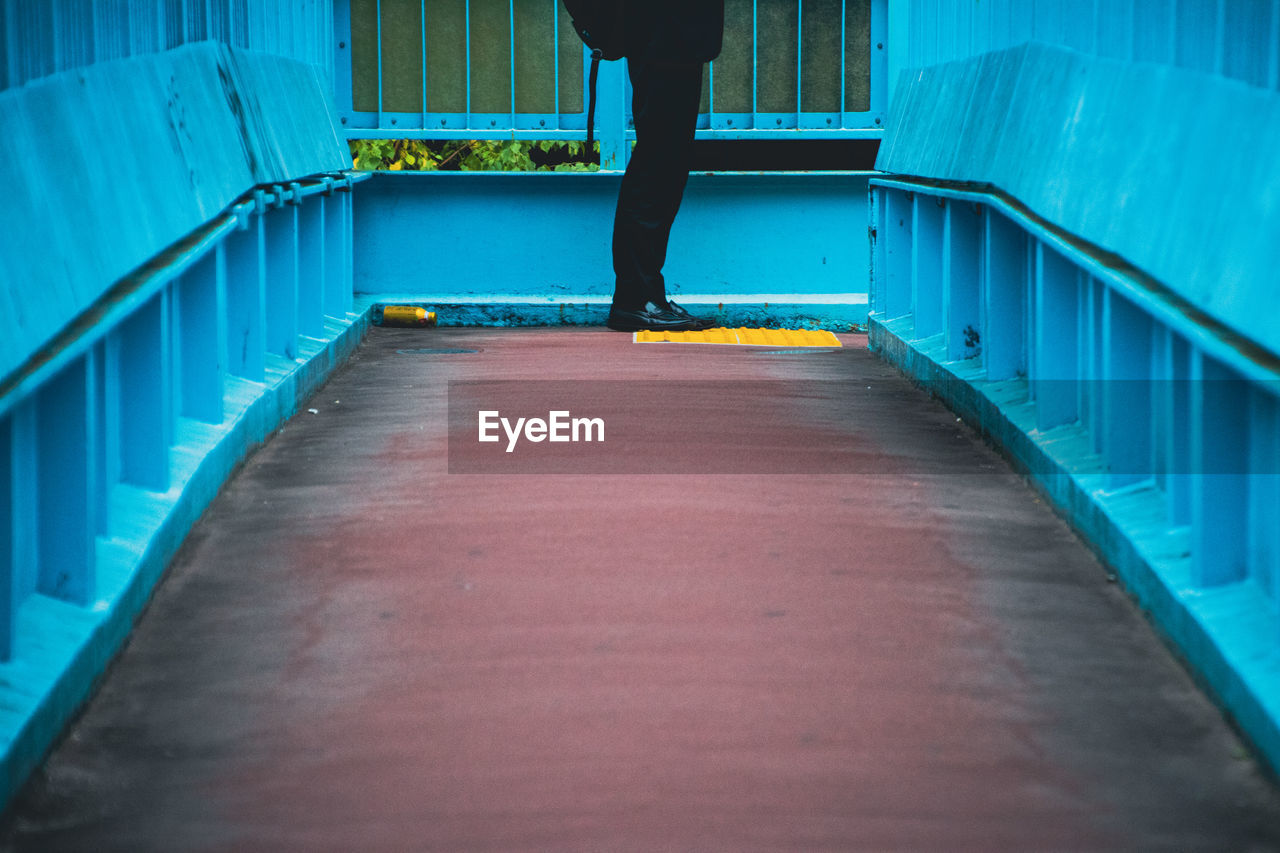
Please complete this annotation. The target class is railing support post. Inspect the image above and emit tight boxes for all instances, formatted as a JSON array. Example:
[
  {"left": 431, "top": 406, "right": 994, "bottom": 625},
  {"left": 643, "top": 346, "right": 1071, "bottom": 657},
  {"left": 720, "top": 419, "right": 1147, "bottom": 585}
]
[
  {"left": 597, "top": 58, "right": 628, "bottom": 172},
  {"left": 943, "top": 200, "right": 981, "bottom": 362},
  {"left": 882, "top": 189, "right": 912, "bottom": 320},
  {"left": 35, "top": 356, "right": 97, "bottom": 606},
  {"left": 1190, "top": 352, "right": 1249, "bottom": 588},
  {"left": 981, "top": 211, "right": 1026, "bottom": 382},
  {"left": 911, "top": 196, "right": 944, "bottom": 340},
  {"left": 1032, "top": 243, "right": 1079, "bottom": 430}
]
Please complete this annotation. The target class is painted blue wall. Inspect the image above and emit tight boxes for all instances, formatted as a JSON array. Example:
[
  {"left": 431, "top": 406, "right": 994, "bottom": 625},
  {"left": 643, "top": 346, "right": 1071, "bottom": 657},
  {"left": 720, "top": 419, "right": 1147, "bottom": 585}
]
[
  {"left": 352, "top": 171, "right": 871, "bottom": 328},
  {"left": 0, "top": 0, "right": 335, "bottom": 95},
  {"left": 871, "top": 0, "right": 1280, "bottom": 773},
  {"left": 877, "top": 41, "right": 1280, "bottom": 361},
  {"left": 0, "top": 11, "right": 361, "bottom": 814},
  {"left": 0, "top": 41, "right": 351, "bottom": 391},
  {"left": 895, "top": 0, "right": 1280, "bottom": 91}
]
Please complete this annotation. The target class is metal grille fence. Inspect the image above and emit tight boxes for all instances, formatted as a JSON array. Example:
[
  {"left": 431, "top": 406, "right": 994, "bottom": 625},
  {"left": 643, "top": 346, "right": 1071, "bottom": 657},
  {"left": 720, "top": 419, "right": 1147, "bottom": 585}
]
[{"left": 336, "top": 0, "right": 886, "bottom": 139}]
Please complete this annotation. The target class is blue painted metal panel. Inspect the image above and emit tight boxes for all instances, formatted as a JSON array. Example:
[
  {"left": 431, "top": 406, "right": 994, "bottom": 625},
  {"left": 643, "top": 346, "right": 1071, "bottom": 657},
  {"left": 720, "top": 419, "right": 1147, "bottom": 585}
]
[
  {"left": 900, "top": 0, "right": 1280, "bottom": 92},
  {"left": 0, "top": 171, "right": 370, "bottom": 814},
  {"left": 910, "top": 194, "right": 943, "bottom": 339},
  {"left": 296, "top": 196, "right": 325, "bottom": 339},
  {"left": 175, "top": 252, "right": 226, "bottom": 425},
  {"left": 0, "top": 41, "right": 351, "bottom": 390},
  {"left": 1031, "top": 242, "right": 1078, "bottom": 431},
  {"left": 0, "top": 417, "right": 11, "bottom": 660},
  {"left": 869, "top": 172, "right": 1280, "bottom": 775},
  {"left": 1102, "top": 289, "right": 1154, "bottom": 490},
  {"left": 225, "top": 218, "right": 267, "bottom": 382},
  {"left": 1190, "top": 354, "right": 1250, "bottom": 587},
  {"left": 352, "top": 171, "right": 871, "bottom": 314},
  {"left": 980, "top": 209, "right": 1024, "bottom": 382},
  {"left": 0, "top": 0, "right": 335, "bottom": 94},
  {"left": 92, "top": 339, "right": 110, "bottom": 538},
  {"left": 878, "top": 41, "right": 1280, "bottom": 362},
  {"left": 113, "top": 295, "right": 172, "bottom": 492},
  {"left": 1159, "top": 331, "right": 1193, "bottom": 526},
  {"left": 35, "top": 357, "right": 95, "bottom": 607},
  {"left": 879, "top": 188, "right": 911, "bottom": 319},
  {"left": 264, "top": 205, "right": 301, "bottom": 360},
  {"left": 941, "top": 199, "right": 979, "bottom": 362}
]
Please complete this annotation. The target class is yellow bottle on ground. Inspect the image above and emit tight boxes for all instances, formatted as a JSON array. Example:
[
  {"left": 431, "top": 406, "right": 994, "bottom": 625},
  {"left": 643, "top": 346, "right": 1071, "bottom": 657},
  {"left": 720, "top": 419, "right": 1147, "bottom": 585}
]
[{"left": 379, "top": 306, "right": 437, "bottom": 327}]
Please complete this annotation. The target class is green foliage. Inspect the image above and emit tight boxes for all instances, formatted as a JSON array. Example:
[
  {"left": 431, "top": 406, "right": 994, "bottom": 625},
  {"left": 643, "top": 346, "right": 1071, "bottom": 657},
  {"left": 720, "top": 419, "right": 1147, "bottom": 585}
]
[{"left": 349, "top": 139, "right": 599, "bottom": 172}]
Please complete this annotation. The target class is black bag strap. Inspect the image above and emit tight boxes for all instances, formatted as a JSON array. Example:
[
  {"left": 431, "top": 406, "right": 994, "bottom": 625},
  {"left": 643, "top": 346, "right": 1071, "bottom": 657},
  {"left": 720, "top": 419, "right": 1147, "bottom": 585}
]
[
  {"left": 563, "top": 0, "right": 626, "bottom": 150},
  {"left": 586, "top": 48, "right": 602, "bottom": 148}
]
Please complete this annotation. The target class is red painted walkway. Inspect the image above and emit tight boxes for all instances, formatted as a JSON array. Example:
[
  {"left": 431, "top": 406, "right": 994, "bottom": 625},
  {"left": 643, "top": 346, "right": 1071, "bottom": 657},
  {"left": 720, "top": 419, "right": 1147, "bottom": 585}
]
[{"left": 4, "top": 328, "right": 1280, "bottom": 851}]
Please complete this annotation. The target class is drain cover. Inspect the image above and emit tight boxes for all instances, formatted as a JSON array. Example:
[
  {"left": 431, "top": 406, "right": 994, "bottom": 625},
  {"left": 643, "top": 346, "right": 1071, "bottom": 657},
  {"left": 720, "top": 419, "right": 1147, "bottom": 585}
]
[{"left": 395, "top": 348, "right": 479, "bottom": 355}]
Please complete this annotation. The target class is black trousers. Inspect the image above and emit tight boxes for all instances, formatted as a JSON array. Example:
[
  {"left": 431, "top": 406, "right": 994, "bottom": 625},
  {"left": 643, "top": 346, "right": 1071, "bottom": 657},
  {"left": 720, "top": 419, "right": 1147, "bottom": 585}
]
[{"left": 611, "top": 58, "right": 704, "bottom": 311}]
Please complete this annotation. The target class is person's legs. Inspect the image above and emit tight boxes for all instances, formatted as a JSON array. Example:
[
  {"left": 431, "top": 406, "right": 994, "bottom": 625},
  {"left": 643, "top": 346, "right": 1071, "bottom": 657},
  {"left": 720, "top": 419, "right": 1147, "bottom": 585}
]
[{"left": 610, "top": 58, "right": 705, "bottom": 314}]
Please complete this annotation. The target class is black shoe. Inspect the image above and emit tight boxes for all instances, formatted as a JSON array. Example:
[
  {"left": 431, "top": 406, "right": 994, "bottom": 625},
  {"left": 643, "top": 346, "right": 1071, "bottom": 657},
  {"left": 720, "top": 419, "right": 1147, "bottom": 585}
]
[
  {"left": 664, "top": 301, "right": 715, "bottom": 330},
  {"left": 606, "top": 301, "right": 710, "bottom": 332}
]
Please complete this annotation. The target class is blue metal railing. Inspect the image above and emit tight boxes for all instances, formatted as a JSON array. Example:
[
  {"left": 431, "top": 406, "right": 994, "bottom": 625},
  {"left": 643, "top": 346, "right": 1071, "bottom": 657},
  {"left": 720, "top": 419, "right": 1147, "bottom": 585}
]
[
  {"left": 870, "top": 37, "right": 1280, "bottom": 772},
  {"left": 0, "top": 13, "right": 362, "bottom": 811},
  {"left": 871, "top": 176, "right": 1280, "bottom": 768},
  {"left": 335, "top": 0, "right": 887, "bottom": 143}
]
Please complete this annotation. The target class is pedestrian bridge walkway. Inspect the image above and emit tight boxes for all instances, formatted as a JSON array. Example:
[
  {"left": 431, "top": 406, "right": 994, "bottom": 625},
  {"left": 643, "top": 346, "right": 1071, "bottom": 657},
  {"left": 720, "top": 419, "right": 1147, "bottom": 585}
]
[
  {"left": 3, "top": 327, "right": 1279, "bottom": 850},
  {"left": 6, "top": 1, "right": 1280, "bottom": 848}
]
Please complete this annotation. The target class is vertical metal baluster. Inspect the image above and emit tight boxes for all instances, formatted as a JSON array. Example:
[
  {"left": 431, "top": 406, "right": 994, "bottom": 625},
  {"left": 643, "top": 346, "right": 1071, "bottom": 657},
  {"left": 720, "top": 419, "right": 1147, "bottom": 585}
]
[
  {"left": 553, "top": 0, "right": 561, "bottom": 126},
  {"left": 509, "top": 0, "right": 516, "bottom": 128},
  {"left": 5, "top": 3, "right": 15, "bottom": 84},
  {"left": 1213, "top": 0, "right": 1226, "bottom": 76},
  {"left": 465, "top": 0, "right": 473, "bottom": 129},
  {"left": 1088, "top": 0, "right": 1099, "bottom": 57},
  {"left": 82, "top": 0, "right": 91, "bottom": 64},
  {"left": 796, "top": 0, "right": 803, "bottom": 123},
  {"left": 1126, "top": 0, "right": 1136, "bottom": 62},
  {"left": 839, "top": 0, "right": 846, "bottom": 124},
  {"left": 708, "top": 60, "right": 715, "bottom": 123},
  {"left": 0, "top": 415, "right": 12, "bottom": 662},
  {"left": 51, "top": 0, "right": 60, "bottom": 73},
  {"left": 1271, "top": 0, "right": 1280, "bottom": 91},
  {"left": 427, "top": 0, "right": 432, "bottom": 120},
  {"left": 752, "top": 0, "right": 758, "bottom": 125},
  {"left": 376, "top": 0, "right": 384, "bottom": 128}
]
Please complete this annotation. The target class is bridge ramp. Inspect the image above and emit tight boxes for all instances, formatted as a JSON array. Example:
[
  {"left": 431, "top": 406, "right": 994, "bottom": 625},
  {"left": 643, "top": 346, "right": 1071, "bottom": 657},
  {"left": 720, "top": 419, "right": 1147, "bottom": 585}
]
[{"left": 4, "top": 328, "right": 1279, "bottom": 850}]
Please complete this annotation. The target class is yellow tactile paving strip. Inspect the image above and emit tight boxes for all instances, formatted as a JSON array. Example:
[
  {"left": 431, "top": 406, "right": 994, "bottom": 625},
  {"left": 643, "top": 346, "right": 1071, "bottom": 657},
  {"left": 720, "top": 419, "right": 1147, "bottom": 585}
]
[{"left": 633, "top": 327, "right": 843, "bottom": 347}]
